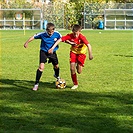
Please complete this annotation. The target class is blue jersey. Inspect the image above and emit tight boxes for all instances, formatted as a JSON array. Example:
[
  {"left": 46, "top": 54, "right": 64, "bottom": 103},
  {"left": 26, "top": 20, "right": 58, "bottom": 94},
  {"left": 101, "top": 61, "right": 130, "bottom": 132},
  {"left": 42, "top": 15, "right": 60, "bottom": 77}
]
[{"left": 34, "top": 31, "right": 61, "bottom": 52}]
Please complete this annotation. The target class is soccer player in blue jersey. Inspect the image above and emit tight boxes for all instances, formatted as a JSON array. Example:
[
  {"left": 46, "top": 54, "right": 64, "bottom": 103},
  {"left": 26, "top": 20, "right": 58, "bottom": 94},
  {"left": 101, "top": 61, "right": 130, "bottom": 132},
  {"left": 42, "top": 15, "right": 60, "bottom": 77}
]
[{"left": 24, "top": 23, "right": 61, "bottom": 91}]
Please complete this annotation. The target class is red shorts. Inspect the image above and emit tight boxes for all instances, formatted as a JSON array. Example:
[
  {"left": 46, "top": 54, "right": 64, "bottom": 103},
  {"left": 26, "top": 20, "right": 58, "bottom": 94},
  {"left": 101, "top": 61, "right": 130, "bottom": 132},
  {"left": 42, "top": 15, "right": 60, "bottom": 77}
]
[{"left": 70, "top": 51, "right": 86, "bottom": 67}]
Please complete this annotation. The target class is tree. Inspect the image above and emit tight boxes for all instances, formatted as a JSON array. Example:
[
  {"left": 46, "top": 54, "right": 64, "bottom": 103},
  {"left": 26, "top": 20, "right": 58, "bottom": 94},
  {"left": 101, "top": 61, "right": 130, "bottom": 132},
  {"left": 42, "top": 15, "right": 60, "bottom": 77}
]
[
  {"left": 0, "top": 0, "right": 33, "bottom": 20},
  {"left": 69, "top": 0, "right": 133, "bottom": 2},
  {"left": 50, "top": 0, "right": 70, "bottom": 2}
]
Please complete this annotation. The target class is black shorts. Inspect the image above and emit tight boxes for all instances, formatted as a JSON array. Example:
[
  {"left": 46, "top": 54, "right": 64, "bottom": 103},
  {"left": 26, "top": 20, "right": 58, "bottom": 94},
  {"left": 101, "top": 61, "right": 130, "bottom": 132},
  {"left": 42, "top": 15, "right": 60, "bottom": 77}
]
[{"left": 40, "top": 50, "right": 58, "bottom": 65}]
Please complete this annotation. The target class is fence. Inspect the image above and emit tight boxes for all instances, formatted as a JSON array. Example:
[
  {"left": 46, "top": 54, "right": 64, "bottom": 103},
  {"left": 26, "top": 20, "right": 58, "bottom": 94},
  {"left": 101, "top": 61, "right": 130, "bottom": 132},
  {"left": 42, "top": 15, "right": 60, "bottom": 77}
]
[
  {"left": 104, "top": 9, "right": 133, "bottom": 30},
  {"left": 83, "top": 3, "right": 133, "bottom": 30},
  {"left": 42, "top": 2, "right": 64, "bottom": 29},
  {"left": 0, "top": 9, "right": 41, "bottom": 29},
  {"left": 0, "top": 3, "right": 132, "bottom": 30}
]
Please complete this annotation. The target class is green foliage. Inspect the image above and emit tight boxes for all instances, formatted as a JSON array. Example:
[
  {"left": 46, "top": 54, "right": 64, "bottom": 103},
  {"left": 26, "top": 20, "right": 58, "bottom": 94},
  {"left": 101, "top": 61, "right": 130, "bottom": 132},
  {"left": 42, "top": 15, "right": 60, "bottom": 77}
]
[
  {"left": 0, "top": 0, "right": 33, "bottom": 9},
  {"left": 64, "top": 2, "right": 78, "bottom": 29},
  {"left": 64, "top": 1, "right": 105, "bottom": 28},
  {"left": 0, "top": 0, "right": 33, "bottom": 19},
  {"left": 2, "top": 10, "right": 33, "bottom": 20},
  {"left": 42, "top": 2, "right": 64, "bottom": 29},
  {"left": 69, "top": 0, "right": 133, "bottom": 2},
  {"left": 0, "top": 0, "right": 133, "bottom": 28}
]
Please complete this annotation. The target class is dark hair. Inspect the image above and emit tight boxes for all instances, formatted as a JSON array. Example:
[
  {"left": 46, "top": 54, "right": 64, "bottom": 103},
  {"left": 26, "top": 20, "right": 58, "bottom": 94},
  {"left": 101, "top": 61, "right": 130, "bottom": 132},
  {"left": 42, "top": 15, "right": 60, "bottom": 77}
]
[
  {"left": 72, "top": 24, "right": 81, "bottom": 32},
  {"left": 46, "top": 23, "right": 55, "bottom": 31}
]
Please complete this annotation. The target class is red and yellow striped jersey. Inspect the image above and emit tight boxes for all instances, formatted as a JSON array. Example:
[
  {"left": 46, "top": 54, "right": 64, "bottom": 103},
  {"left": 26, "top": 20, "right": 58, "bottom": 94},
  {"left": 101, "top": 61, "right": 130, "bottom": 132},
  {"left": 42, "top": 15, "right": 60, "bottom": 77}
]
[{"left": 61, "top": 33, "right": 89, "bottom": 54}]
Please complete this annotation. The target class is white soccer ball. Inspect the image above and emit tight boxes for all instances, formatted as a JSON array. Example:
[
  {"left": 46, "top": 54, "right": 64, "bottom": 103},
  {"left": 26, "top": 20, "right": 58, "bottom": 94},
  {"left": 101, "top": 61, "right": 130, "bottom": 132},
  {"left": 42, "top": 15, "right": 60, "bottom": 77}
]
[{"left": 55, "top": 79, "right": 66, "bottom": 89}]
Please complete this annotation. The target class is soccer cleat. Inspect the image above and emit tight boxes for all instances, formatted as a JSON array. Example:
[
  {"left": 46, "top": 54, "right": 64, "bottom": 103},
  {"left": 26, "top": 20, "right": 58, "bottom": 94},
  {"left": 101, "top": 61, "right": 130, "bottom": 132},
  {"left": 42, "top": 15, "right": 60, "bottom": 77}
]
[
  {"left": 32, "top": 84, "right": 39, "bottom": 91},
  {"left": 54, "top": 74, "right": 60, "bottom": 80},
  {"left": 71, "top": 85, "right": 78, "bottom": 89}
]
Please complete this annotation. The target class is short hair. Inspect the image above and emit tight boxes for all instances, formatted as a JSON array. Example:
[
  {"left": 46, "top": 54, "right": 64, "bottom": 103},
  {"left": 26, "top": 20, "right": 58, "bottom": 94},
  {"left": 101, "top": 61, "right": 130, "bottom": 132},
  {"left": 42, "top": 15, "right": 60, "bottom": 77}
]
[
  {"left": 72, "top": 24, "right": 81, "bottom": 32},
  {"left": 46, "top": 23, "right": 55, "bottom": 31}
]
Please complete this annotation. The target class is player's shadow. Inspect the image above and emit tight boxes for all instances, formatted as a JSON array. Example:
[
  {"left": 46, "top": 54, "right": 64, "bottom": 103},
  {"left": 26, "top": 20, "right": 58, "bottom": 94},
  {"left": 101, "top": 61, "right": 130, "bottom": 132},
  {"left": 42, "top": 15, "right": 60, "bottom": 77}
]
[
  {"left": 114, "top": 54, "right": 133, "bottom": 57},
  {"left": 0, "top": 78, "right": 72, "bottom": 91},
  {"left": 0, "top": 78, "right": 56, "bottom": 90}
]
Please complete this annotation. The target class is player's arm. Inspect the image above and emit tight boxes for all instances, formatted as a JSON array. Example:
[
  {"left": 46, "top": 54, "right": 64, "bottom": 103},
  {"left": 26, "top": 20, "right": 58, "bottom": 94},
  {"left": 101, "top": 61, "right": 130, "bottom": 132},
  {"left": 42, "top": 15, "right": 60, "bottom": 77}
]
[
  {"left": 81, "top": 34, "right": 93, "bottom": 60},
  {"left": 48, "top": 38, "right": 62, "bottom": 54},
  {"left": 65, "top": 40, "right": 77, "bottom": 46},
  {"left": 24, "top": 36, "right": 34, "bottom": 48},
  {"left": 48, "top": 34, "right": 72, "bottom": 54},
  {"left": 87, "top": 43, "right": 93, "bottom": 60}
]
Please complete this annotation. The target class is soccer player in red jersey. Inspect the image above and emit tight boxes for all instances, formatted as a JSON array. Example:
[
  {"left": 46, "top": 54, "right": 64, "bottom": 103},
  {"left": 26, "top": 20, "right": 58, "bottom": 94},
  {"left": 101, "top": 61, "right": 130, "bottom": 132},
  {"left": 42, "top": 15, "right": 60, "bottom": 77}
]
[{"left": 48, "top": 24, "right": 93, "bottom": 89}]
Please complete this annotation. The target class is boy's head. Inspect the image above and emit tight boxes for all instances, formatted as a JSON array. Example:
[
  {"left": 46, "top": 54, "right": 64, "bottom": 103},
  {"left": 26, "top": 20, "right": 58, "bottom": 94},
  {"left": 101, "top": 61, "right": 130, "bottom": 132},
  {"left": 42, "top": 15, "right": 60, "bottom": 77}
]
[
  {"left": 46, "top": 23, "right": 55, "bottom": 36},
  {"left": 72, "top": 24, "right": 81, "bottom": 37},
  {"left": 72, "top": 24, "right": 81, "bottom": 32}
]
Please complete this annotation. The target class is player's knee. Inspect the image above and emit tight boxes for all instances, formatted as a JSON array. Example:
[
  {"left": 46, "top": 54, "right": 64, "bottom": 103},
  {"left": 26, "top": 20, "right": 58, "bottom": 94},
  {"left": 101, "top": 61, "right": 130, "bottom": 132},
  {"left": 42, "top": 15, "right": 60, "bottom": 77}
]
[
  {"left": 70, "top": 67, "right": 75, "bottom": 73},
  {"left": 77, "top": 70, "right": 82, "bottom": 74},
  {"left": 54, "top": 64, "right": 59, "bottom": 69},
  {"left": 39, "top": 66, "right": 44, "bottom": 71},
  {"left": 77, "top": 65, "right": 82, "bottom": 74}
]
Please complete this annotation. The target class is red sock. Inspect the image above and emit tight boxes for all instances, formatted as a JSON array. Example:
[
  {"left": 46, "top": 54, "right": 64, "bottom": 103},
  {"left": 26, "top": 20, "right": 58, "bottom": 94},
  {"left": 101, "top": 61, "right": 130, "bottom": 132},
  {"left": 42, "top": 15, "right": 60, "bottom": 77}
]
[{"left": 71, "top": 73, "right": 78, "bottom": 85}]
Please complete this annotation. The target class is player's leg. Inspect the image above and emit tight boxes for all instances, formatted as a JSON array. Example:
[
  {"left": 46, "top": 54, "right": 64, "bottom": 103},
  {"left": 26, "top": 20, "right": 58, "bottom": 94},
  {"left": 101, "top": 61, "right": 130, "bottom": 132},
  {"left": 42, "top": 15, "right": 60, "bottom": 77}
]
[
  {"left": 76, "top": 54, "right": 86, "bottom": 74},
  {"left": 49, "top": 52, "right": 60, "bottom": 79},
  {"left": 53, "top": 64, "right": 60, "bottom": 79},
  {"left": 35, "top": 63, "right": 44, "bottom": 84},
  {"left": 33, "top": 50, "right": 47, "bottom": 91},
  {"left": 70, "top": 52, "right": 78, "bottom": 89},
  {"left": 70, "top": 63, "right": 78, "bottom": 89},
  {"left": 76, "top": 64, "right": 83, "bottom": 74},
  {"left": 33, "top": 63, "right": 45, "bottom": 91}
]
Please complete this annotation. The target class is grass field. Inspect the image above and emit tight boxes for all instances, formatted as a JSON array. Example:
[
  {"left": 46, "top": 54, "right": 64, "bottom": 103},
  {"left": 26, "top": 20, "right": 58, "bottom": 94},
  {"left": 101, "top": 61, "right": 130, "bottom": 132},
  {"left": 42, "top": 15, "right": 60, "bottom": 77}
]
[{"left": 0, "top": 29, "right": 132, "bottom": 133}]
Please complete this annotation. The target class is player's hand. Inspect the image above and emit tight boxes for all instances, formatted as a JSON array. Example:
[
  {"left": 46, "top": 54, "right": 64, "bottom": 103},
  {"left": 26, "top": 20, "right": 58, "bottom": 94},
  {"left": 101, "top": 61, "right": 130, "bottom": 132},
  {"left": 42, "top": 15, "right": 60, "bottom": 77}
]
[
  {"left": 48, "top": 48, "right": 53, "bottom": 54},
  {"left": 24, "top": 43, "right": 28, "bottom": 48},
  {"left": 89, "top": 55, "right": 93, "bottom": 60}
]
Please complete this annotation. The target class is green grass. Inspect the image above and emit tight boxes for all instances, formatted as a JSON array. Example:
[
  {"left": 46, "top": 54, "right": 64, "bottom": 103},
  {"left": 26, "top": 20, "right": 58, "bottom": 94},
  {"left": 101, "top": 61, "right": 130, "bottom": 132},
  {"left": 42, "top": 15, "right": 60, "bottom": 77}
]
[{"left": 0, "top": 29, "right": 132, "bottom": 133}]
